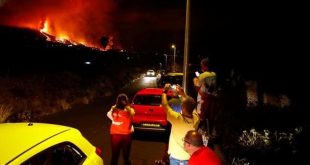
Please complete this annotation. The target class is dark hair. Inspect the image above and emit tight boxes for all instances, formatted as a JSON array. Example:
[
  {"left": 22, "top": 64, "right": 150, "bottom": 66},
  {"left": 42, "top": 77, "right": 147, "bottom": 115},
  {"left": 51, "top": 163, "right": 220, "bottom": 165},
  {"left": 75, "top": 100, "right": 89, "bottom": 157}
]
[
  {"left": 182, "top": 96, "right": 196, "bottom": 114},
  {"left": 201, "top": 58, "right": 210, "bottom": 67},
  {"left": 115, "top": 93, "right": 129, "bottom": 109}
]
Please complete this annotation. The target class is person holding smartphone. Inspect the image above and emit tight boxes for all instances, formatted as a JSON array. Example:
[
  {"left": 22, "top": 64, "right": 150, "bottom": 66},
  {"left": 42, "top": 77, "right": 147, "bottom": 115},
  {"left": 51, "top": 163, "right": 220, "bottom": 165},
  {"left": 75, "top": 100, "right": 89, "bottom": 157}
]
[
  {"left": 162, "top": 83, "right": 200, "bottom": 165},
  {"left": 193, "top": 58, "right": 218, "bottom": 135}
]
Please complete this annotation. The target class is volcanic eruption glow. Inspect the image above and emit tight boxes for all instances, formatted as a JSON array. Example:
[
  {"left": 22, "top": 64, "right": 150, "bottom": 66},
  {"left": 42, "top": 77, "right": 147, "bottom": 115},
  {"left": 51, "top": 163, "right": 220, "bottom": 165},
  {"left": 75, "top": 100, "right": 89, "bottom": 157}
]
[{"left": 0, "top": 0, "right": 117, "bottom": 50}]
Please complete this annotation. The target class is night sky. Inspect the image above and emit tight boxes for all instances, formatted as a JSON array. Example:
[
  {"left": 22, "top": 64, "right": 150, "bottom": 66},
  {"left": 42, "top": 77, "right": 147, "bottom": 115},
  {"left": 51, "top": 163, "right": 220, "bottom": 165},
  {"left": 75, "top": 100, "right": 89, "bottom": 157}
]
[
  {"left": 114, "top": 0, "right": 307, "bottom": 96},
  {"left": 0, "top": 1, "right": 305, "bottom": 55},
  {"left": 0, "top": 0, "right": 307, "bottom": 91},
  {"left": 113, "top": 0, "right": 306, "bottom": 80}
]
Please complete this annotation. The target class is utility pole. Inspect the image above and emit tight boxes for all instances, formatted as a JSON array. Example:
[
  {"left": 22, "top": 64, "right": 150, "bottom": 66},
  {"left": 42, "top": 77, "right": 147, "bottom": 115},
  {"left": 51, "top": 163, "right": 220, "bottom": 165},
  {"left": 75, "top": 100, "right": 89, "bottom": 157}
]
[
  {"left": 183, "top": 0, "right": 190, "bottom": 93},
  {"left": 171, "top": 44, "right": 176, "bottom": 72}
]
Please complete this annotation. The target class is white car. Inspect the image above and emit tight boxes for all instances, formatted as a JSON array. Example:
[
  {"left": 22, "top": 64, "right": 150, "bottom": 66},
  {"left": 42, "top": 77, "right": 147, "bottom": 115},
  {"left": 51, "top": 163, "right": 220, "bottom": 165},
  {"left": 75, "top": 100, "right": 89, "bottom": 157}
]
[
  {"left": 0, "top": 123, "right": 104, "bottom": 165},
  {"left": 146, "top": 70, "right": 156, "bottom": 77}
]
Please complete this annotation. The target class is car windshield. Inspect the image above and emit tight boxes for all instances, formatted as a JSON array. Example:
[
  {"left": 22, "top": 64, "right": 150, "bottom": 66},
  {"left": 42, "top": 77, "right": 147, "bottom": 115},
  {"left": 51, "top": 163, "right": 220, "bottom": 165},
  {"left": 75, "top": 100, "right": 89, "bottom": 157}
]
[
  {"left": 159, "top": 76, "right": 183, "bottom": 87},
  {"left": 133, "top": 95, "right": 161, "bottom": 106},
  {"left": 132, "top": 94, "right": 177, "bottom": 106}
]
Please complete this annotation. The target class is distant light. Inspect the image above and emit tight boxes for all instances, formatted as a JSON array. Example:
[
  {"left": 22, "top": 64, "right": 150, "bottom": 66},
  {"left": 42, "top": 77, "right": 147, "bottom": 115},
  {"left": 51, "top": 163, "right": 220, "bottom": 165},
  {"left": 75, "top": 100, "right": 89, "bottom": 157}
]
[
  {"left": 84, "top": 61, "right": 91, "bottom": 65},
  {"left": 143, "top": 77, "right": 156, "bottom": 83}
]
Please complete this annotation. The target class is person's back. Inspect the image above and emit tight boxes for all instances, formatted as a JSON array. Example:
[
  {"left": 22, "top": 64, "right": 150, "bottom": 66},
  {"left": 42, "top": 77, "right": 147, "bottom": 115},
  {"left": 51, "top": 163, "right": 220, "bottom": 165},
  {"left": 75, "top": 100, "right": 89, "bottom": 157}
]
[
  {"left": 199, "top": 70, "right": 218, "bottom": 132},
  {"left": 194, "top": 58, "right": 219, "bottom": 134},
  {"left": 189, "top": 147, "right": 221, "bottom": 165},
  {"left": 110, "top": 108, "right": 133, "bottom": 134},
  {"left": 107, "top": 93, "right": 135, "bottom": 165},
  {"left": 197, "top": 71, "right": 217, "bottom": 100},
  {"left": 162, "top": 84, "right": 200, "bottom": 164},
  {"left": 194, "top": 58, "right": 217, "bottom": 115},
  {"left": 168, "top": 114, "right": 199, "bottom": 160}
]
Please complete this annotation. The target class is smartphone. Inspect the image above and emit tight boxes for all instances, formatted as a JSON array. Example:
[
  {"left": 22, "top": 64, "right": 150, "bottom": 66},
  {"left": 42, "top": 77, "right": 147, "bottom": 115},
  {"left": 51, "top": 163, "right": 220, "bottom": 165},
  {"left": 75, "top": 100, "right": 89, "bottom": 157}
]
[{"left": 195, "top": 71, "right": 200, "bottom": 77}]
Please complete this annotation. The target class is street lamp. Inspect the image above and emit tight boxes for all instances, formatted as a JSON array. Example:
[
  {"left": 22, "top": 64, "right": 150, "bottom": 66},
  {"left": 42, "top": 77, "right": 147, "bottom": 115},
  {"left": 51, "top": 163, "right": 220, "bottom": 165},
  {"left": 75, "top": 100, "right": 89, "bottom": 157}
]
[
  {"left": 171, "top": 44, "right": 176, "bottom": 72},
  {"left": 163, "top": 54, "right": 168, "bottom": 69}
]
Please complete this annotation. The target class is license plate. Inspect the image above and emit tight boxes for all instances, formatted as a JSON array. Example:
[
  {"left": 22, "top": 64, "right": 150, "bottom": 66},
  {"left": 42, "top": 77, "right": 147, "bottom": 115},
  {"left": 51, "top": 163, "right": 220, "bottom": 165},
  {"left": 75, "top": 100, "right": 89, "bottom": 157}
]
[{"left": 141, "top": 123, "right": 161, "bottom": 127}]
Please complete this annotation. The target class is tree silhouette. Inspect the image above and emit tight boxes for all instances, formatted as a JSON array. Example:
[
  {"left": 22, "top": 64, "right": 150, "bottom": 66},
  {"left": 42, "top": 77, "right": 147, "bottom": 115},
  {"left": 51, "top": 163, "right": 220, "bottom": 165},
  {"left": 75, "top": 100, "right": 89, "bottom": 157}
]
[{"left": 100, "top": 36, "right": 109, "bottom": 49}]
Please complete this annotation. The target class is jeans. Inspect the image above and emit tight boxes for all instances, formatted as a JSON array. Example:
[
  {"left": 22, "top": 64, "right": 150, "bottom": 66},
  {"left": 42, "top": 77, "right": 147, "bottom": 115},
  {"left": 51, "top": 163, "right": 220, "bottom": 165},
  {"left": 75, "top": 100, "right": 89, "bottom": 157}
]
[{"left": 169, "top": 155, "right": 188, "bottom": 165}]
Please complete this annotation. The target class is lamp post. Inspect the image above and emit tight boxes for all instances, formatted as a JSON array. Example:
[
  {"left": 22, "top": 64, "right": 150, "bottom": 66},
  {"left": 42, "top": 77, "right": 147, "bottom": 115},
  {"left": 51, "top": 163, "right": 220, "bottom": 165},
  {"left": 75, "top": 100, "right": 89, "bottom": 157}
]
[
  {"left": 171, "top": 44, "right": 176, "bottom": 72},
  {"left": 163, "top": 54, "right": 168, "bottom": 69}
]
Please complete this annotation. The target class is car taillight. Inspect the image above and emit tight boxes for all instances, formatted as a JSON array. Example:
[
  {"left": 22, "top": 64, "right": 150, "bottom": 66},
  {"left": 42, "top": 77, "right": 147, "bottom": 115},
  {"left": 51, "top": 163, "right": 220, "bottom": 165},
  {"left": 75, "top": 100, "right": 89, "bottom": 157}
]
[{"left": 96, "top": 147, "right": 103, "bottom": 158}]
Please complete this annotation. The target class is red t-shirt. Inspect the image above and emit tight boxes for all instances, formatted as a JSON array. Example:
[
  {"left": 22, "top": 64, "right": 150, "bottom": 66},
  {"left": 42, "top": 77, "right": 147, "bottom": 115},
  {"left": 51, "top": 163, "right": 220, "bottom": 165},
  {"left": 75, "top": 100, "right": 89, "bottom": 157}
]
[{"left": 188, "top": 147, "right": 222, "bottom": 165}]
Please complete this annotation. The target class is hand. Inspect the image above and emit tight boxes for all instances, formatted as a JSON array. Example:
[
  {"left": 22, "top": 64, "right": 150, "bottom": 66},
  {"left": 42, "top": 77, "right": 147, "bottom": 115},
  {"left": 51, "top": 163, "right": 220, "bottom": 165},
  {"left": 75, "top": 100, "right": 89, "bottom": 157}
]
[
  {"left": 125, "top": 105, "right": 132, "bottom": 110},
  {"left": 193, "top": 77, "right": 199, "bottom": 86},
  {"left": 164, "top": 83, "right": 171, "bottom": 91},
  {"left": 176, "top": 85, "right": 185, "bottom": 96}
]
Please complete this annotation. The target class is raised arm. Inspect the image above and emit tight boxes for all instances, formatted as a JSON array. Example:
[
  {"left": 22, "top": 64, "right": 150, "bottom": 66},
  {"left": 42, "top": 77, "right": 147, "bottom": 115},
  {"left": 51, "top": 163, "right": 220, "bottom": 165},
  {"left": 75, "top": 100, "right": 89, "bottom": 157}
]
[
  {"left": 193, "top": 77, "right": 201, "bottom": 92},
  {"left": 107, "top": 105, "right": 123, "bottom": 125},
  {"left": 125, "top": 105, "right": 135, "bottom": 116},
  {"left": 176, "top": 84, "right": 188, "bottom": 99},
  {"left": 161, "top": 83, "right": 171, "bottom": 113},
  {"left": 107, "top": 105, "right": 116, "bottom": 121}
]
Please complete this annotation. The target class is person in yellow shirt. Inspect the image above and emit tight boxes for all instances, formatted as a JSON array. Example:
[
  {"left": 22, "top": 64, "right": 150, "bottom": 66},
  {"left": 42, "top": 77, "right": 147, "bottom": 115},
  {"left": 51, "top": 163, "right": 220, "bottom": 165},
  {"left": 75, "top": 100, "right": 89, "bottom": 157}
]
[
  {"left": 162, "top": 84, "right": 200, "bottom": 165},
  {"left": 193, "top": 58, "right": 218, "bottom": 134}
]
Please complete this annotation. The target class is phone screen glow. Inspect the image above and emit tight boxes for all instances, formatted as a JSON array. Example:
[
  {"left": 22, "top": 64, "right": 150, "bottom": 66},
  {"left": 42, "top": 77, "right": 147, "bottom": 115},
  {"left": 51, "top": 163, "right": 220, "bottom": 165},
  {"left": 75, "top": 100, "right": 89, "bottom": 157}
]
[{"left": 195, "top": 71, "right": 200, "bottom": 77}]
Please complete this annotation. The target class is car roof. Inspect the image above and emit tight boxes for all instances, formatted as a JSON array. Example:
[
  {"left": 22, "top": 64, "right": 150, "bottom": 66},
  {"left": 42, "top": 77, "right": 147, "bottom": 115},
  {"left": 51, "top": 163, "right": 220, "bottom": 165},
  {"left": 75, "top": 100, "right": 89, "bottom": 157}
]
[
  {"left": 135, "top": 88, "right": 163, "bottom": 95},
  {"left": 165, "top": 72, "right": 183, "bottom": 76},
  {"left": 134, "top": 88, "right": 176, "bottom": 97},
  {"left": 0, "top": 123, "right": 77, "bottom": 164}
]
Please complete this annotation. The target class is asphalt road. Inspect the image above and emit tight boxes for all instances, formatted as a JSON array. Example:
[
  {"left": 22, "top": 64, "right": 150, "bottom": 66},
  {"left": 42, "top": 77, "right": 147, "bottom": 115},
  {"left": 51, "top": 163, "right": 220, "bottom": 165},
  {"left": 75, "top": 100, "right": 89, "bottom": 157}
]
[{"left": 35, "top": 76, "right": 166, "bottom": 165}]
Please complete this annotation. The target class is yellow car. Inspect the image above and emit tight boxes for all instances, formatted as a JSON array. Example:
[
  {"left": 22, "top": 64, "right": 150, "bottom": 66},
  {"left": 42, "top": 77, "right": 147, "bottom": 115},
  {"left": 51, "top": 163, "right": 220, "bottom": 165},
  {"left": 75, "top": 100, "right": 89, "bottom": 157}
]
[{"left": 0, "top": 123, "right": 104, "bottom": 165}]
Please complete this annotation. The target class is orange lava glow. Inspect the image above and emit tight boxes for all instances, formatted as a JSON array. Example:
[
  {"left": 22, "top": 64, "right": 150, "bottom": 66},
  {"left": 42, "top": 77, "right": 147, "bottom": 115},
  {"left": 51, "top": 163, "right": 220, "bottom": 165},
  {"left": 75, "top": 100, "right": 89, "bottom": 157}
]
[{"left": 0, "top": 0, "right": 118, "bottom": 50}]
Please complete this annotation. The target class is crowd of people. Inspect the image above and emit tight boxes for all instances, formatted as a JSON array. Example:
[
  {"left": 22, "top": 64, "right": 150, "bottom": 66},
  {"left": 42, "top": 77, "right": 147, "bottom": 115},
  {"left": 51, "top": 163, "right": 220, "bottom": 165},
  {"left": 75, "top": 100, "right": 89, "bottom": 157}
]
[{"left": 107, "top": 57, "right": 229, "bottom": 165}]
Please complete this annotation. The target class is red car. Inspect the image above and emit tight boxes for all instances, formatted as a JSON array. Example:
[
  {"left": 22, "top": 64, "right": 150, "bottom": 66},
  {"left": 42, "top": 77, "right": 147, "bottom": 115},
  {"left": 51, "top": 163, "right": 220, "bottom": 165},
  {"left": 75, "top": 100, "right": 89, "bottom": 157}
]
[{"left": 131, "top": 88, "right": 181, "bottom": 132}]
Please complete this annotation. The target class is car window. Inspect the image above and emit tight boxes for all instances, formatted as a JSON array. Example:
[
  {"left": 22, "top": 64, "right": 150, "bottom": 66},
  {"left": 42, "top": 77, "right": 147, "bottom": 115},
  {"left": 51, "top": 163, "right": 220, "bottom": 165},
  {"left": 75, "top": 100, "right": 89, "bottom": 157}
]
[
  {"left": 21, "top": 142, "right": 85, "bottom": 165},
  {"left": 159, "top": 76, "right": 183, "bottom": 87},
  {"left": 132, "top": 95, "right": 161, "bottom": 106}
]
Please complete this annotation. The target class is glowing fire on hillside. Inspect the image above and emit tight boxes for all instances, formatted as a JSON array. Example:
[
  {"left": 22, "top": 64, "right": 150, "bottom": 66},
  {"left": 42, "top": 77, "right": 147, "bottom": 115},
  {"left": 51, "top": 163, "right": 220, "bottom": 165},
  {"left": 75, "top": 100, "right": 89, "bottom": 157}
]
[
  {"left": 0, "top": 0, "right": 117, "bottom": 51},
  {"left": 39, "top": 18, "right": 95, "bottom": 48}
]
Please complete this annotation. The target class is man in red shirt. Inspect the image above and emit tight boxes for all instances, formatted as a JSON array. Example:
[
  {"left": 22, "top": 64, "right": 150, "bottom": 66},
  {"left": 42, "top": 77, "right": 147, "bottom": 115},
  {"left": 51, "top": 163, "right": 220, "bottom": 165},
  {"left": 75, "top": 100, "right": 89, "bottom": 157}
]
[{"left": 183, "top": 130, "right": 222, "bottom": 165}]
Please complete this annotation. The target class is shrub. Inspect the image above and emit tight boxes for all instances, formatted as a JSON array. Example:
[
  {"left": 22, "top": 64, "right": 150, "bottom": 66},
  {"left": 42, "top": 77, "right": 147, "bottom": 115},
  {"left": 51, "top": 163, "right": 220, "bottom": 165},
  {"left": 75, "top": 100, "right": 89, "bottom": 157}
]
[{"left": 0, "top": 104, "right": 13, "bottom": 123}]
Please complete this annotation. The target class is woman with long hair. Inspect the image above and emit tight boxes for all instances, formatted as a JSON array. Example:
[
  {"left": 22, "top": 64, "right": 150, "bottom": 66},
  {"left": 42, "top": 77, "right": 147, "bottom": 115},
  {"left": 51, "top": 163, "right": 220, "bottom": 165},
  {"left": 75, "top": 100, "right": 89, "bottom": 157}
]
[{"left": 107, "top": 93, "right": 135, "bottom": 165}]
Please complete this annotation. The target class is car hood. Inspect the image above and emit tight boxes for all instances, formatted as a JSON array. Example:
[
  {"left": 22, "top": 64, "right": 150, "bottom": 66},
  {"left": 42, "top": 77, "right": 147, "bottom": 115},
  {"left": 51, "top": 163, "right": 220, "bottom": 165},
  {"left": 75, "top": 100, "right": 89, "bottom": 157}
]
[
  {"left": 0, "top": 123, "right": 72, "bottom": 164},
  {"left": 131, "top": 104, "right": 165, "bottom": 116}
]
